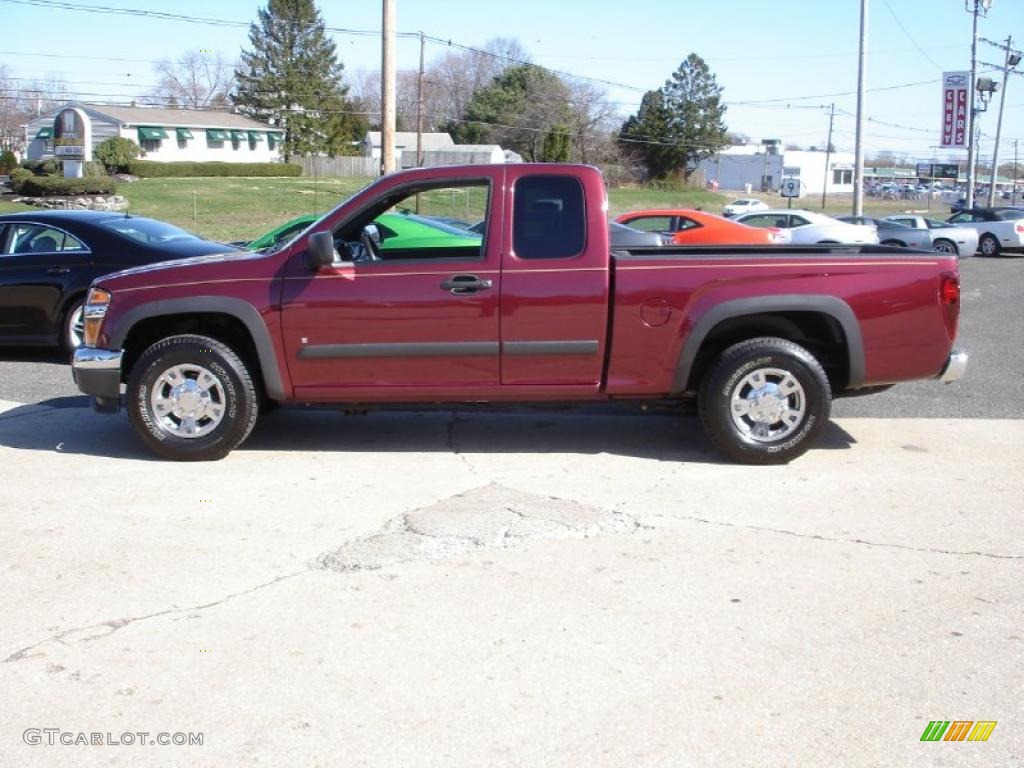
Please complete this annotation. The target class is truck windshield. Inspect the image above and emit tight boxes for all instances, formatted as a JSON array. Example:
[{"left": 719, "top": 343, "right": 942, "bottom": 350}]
[{"left": 100, "top": 217, "right": 201, "bottom": 245}]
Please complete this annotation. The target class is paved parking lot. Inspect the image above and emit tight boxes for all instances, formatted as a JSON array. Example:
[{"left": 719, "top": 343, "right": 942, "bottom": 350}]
[{"left": 0, "top": 255, "right": 1021, "bottom": 766}]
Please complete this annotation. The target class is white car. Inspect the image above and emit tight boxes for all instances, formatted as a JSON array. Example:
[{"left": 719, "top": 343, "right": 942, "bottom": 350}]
[
  {"left": 946, "top": 208, "right": 1024, "bottom": 256},
  {"left": 722, "top": 198, "right": 769, "bottom": 217},
  {"left": 884, "top": 214, "right": 979, "bottom": 258},
  {"left": 734, "top": 210, "right": 880, "bottom": 245}
]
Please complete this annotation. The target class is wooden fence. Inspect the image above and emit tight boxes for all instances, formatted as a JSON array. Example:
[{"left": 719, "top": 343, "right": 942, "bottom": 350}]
[{"left": 293, "top": 156, "right": 379, "bottom": 178}]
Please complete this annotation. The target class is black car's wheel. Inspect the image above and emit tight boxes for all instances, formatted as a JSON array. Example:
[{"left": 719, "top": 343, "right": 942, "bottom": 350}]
[
  {"left": 979, "top": 233, "right": 1001, "bottom": 257},
  {"left": 880, "top": 239, "right": 905, "bottom": 247},
  {"left": 931, "top": 239, "right": 958, "bottom": 257},
  {"left": 61, "top": 298, "right": 85, "bottom": 353},
  {"left": 698, "top": 337, "right": 831, "bottom": 465},
  {"left": 127, "top": 334, "right": 259, "bottom": 461}
]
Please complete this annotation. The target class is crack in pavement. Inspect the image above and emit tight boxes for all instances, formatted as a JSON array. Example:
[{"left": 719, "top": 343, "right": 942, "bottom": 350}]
[
  {"left": 2, "top": 570, "right": 308, "bottom": 664},
  {"left": 654, "top": 514, "right": 1023, "bottom": 561},
  {"left": 444, "top": 412, "right": 478, "bottom": 476}
]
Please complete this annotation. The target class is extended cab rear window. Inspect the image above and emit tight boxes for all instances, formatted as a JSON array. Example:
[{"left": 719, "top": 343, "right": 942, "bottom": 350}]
[{"left": 513, "top": 176, "right": 585, "bottom": 259}]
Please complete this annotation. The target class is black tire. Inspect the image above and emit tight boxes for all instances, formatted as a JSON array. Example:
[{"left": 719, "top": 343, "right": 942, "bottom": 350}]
[
  {"left": 931, "top": 239, "right": 959, "bottom": 257},
  {"left": 979, "top": 233, "right": 1000, "bottom": 257},
  {"left": 880, "top": 239, "right": 905, "bottom": 248},
  {"left": 61, "top": 297, "right": 85, "bottom": 354},
  {"left": 127, "top": 334, "right": 259, "bottom": 461},
  {"left": 698, "top": 337, "right": 831, "bottom": 465}
]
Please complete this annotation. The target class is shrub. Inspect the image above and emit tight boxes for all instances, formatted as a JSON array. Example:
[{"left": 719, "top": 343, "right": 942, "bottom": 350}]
[
  {"left": 7, "top": 167, "right": 33, "bottom": 192},
  {"left": 0, "top": 149, "right": 17, "bottom": 174},
  {"left": 13, "top": 176, "right": 118, "bottom": 197},
  {"left": 84, "top": 161, "right": 108, "bottom": 177},
  {"left": 20, "top": 159, "right": 62, "bottom": 176},
  {"left": 125, "top": 160, "right": 302, "bottom": 178},
  {"left": 94, "top": 137, "right": 141, "bottom": 173}
]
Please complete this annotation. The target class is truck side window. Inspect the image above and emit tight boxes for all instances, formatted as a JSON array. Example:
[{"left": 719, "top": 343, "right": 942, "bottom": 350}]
[{"left": 513, "top": 176, "right": 585, "bottom": 259}]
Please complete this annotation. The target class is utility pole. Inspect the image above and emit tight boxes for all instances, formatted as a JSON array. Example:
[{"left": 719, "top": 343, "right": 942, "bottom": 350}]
[
  {"left": 821, "top": 102, "right": 835, "bottom": 210},
  {"left": 380, "top": 0, "right": 397, "bottom": 175},
  {"left": 985, "top": 35, "right": 1019, "bottom": 206},
  {"left": 416, "top": 32, "right": 425, "bottom": 168},
  {"left": 1013, "top": 139, "right": 1019, "bottom": 205},
  {"left": 853, "top": 0, "right": 868, "bottom": 216},
  {"left": 965, "top": 0, "right": 991, "bottom": 209}
]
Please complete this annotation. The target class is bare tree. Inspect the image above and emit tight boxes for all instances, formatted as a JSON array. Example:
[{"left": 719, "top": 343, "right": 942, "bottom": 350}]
[
  {"left": 148, "top": 50, "right": 235, "bottom": 108},
  {"left": 566, "top": 81, "right": 620, "bottom": 165},
  {"left": 0, "top": 65, "right": 25, "bottom": 150},
  {"left": 427, "top": 37, "right": 530, "bottom": 128}
]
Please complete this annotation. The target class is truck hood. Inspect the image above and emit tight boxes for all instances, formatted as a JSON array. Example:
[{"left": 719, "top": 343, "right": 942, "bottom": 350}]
[{"left": 99, "top": 247, "right": 266, "bottom": 283}]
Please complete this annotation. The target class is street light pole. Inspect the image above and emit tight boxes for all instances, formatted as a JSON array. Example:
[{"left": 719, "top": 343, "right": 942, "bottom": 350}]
[
  {"left": 853, "top": 0, "right": 868, "bottom": 216},
  {"left": 964, "top": 0, "right": 991, "bottom": 209}
]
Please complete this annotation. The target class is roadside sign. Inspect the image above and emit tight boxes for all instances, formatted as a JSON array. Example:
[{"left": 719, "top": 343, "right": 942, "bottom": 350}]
[
  {"left": 940, "top": 72, "right": 969, "bottom": 148},
  {"left": 780, "top": 178, "right": 801, "bottom": 198}
]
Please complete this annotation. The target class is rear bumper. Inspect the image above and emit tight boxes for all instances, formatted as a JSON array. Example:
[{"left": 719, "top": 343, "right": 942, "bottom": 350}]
[
  {"left": 938, "top": 350, "right": 968, "bottom": 383},
  {"left": 71, "top": 347, "right": 123, "bottom": 413}
]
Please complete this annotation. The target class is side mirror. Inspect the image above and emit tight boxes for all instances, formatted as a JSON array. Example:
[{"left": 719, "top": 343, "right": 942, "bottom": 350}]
[{"left": 306, "top": 231, "right": 339, "bottom": 270}]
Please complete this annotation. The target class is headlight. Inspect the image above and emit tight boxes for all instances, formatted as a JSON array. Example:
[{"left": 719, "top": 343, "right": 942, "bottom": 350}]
[{"left": 82, "top": 287, "right": 111, "bottom": 347}]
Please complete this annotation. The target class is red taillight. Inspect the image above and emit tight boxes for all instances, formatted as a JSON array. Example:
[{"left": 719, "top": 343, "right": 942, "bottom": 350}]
[
  {"left": 1016, "top": 223, "right": 1024, "bottom": 234},
  {"left": 941, "top": 274, "right": 960, "bottom": 304}
]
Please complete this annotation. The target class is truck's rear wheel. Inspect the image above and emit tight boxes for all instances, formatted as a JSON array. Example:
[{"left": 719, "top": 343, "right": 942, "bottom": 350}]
[
  {"left": 698, "top": 337, "right": 831, "bottom": 464},
  {"left": 127, "top": 334, "right": 258, "bottom": 461}
]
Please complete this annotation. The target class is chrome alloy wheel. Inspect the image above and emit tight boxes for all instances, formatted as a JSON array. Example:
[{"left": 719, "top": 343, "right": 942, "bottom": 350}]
[
  {"left": 149, "top": 363, "right": 227, "bottom": 438},
  {"left": 729, "top": 366, "right": 807, "bottom": 443},
  {"left": 67, "top": 305, "right": 85, "bottom": 349}
]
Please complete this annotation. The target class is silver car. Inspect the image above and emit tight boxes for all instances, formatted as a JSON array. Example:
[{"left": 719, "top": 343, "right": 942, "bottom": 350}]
[
  {"left": 734, "top": 209, "right": 879, "bottom": 245},
  {"left": 884, "top": 215, "right": 979, "bottom": 258},
  {"left": 837, "top": 216, "right": 933, "bottom": 250},
  {"left": 609, "top": 221, "right": 671, "bottom": 248}
]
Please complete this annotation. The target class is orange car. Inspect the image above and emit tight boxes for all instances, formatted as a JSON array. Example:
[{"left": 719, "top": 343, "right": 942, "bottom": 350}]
[{"left": 616, "top": 209, "right": 782, "bottom": 245}]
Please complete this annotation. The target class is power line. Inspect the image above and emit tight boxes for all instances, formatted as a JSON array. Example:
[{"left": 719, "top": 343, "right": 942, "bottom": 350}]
[{"left": 880, "top": 0, "right": 944, "bottom": 70}]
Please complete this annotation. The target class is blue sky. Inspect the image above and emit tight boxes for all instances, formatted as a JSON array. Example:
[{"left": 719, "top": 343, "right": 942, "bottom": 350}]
[{"left": 2, "top": 0, "right": 1022, "bottom": 163}]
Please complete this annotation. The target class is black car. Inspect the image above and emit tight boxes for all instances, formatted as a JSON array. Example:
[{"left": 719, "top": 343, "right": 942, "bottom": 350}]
[{"left": 0, "top": 211, "right": 236, "bottom": 352}]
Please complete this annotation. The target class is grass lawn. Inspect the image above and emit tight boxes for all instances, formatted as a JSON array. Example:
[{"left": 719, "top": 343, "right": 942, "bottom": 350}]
[{"left": 0, "top": 176, "right": 957, "bottom": 244}]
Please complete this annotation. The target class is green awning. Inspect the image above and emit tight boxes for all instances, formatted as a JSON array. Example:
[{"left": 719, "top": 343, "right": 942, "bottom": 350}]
[
  {"left": 176, "top": 128, "right": 194, "bottom": 140},
  {"left": 137, "top": 126, "right": 169, "bottom": 141},
  {"left": 229, "top": 130, "right": 246, "bottom": 142},
  {"left": 247, "top": 131, "right": 264, "bottom": 142},
  {"left": 267, "top": 131, "right": 283, "bottom": 145},
  {"left": 205, "top": 129, "right": 229, "bottom": 141},
  {"left": 34, "top": 127, "right": 53, "bottom": 139}
]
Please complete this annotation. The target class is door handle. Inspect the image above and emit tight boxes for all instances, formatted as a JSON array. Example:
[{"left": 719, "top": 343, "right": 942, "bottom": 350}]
[
  {"left": 46, "top": 267, "right": 71, "bottom": 275},
  {"left": 440, "top": 274, "right": 493, "bottom": 294}
]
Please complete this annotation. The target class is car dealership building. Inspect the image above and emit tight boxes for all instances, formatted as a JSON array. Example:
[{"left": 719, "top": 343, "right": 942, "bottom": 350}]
[{"left": 24, "top": 102, "right": 283, "bottom": 164}]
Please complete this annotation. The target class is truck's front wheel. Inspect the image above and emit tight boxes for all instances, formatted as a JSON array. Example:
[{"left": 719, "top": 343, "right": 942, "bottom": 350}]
[
  {"left": 127, "top": 334, "right": 259, "bottom": 461},
  {"left": 698, "top": 337, "right": 831, "bottom": 464}
]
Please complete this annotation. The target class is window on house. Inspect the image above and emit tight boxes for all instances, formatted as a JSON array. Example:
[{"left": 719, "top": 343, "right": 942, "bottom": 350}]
[
  {"left": 833, "top": 169, "right": 853, "bottom": 185},
  {"left": 141, "top": 139, "right": 161, "bottom": 153}
]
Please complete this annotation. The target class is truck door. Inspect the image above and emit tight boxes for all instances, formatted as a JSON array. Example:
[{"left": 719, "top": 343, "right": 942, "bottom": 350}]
[
  {"left": 498, "top": 169, "right": 610, "bottom": 391},
  {"left": 281, "top": 175, "right": 502, "bottom": 399}
]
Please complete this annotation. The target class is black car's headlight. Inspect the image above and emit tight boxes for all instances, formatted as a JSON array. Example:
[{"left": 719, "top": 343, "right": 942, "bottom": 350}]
[{"left": 82, "top": 287, "right": 111, "bottom": 347}]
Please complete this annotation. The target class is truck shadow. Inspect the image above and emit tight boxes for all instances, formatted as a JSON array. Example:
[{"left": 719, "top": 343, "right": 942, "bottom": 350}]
[{"left": 0, "top": 398, "right": 857, "bottom": 464}]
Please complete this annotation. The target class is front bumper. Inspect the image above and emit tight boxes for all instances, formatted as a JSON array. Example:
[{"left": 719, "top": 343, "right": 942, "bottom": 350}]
[
  {"left": 938, "top": 350, "right": 968, "bottom": 383},
  {"left": 72, "top": 347, "right": 123, "bottom": 413}
]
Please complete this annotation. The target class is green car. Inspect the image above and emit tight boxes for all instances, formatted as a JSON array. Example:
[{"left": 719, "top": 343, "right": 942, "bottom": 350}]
[{"left": 237, "top": 212, "right": 483, "bottom": 254}]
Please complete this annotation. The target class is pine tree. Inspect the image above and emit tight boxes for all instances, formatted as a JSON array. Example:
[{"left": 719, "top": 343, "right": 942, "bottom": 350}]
[
  {"left": 233, "top": 0, "right": 367, "bottom": 159},
  {"left": 619, "top": 54, "right": 728, "bottom": 180}
]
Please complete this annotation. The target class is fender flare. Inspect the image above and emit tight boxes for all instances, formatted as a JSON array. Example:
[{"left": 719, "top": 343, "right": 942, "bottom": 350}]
[
  {"left": 671, "top": 294, "right": 865, "bottom": 394},
  {"left": 109, "top": 297, "right": 287, "bottom": 400}
]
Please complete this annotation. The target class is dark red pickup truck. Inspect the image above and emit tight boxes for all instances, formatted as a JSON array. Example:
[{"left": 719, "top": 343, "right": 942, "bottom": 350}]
[{"left": 72, "top": 163, "right": 966, "bottom": 463}]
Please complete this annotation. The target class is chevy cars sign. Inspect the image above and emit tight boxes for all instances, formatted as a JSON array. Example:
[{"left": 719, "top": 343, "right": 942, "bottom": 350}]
[{"left": 940, "top": 72, "right": 969, "bottom": 149}]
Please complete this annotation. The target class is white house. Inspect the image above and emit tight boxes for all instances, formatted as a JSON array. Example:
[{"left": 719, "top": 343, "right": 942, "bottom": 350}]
[
  {"left": 362, "top": 131, "right": 454, "bottom": 162},
  {"left": 25, "top": 102, "right": 283, "bottom": 163},
  {"left": 400, "top": 144, "right": 506, "bottom": 169},
  {"left": 698, "top": 144, "right": 855, "bottom": 196}
]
